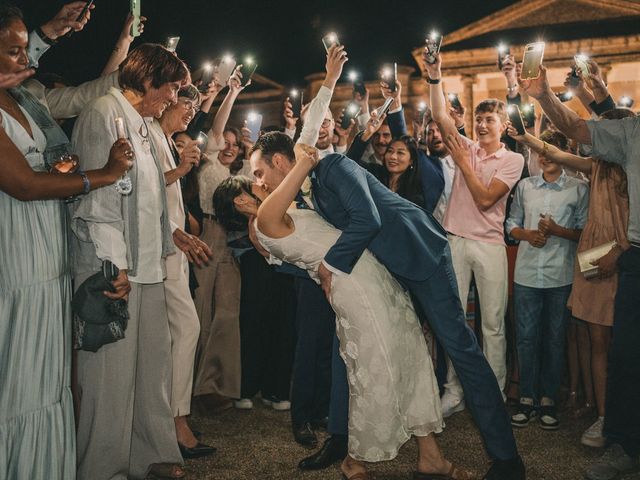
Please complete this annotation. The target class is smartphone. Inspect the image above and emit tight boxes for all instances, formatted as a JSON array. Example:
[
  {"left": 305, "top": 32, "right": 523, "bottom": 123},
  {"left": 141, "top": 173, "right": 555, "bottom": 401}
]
[
  {"left": 567, "top": 66, "right": 581, "bottom": 88},
  {"left": 198, "top": 63, "right": 214, "bottom": 93},
  {"left": 522, "top": 103, "right": 536, "bottom": 128},
  {"left": 381, "top": 62, "right": 398, "bottom": 93},
  {"left": 290, "top": 89, "right": 303, "bottom": 118},
  {"left": 102, "top": 260, "right": 119, "bottom": 283},
  {"left": 114, "top": 117, "right": 127, "bottom": 139},
  {"left": 165, "top": 36, "right": 180, "bottom": 53},
  {"left": 424, "top": 32, "right": 443, "bottom": 65},
  {"left": 246, "top": 113, "right": 263, "bottom": 142},
  {"left": 64, "top": 0, "right": 94, "bottom": 38},
  {"left": 497, "top": 45, "right": 510, "bottom": 69},
  {"left": 521, "top": 42, "right": 545, "bottom": 80},
  {"left": 130, "top": 0, "right": 141, "bottom": 38},
  {"left": 574, "top": 54, "right": 590, "bottom": 78},
  {"left": 195, "top": 131, "right": 209, "bottom": 153},
  {"left": 214, "top": 56, "right": 237, "bottom": 87},
  {"left": 447, "top": 93, "right": 462, "bottom": 111},
  {"left": 322, "top": 33, "right": 340, "bottom": 53},
  {"left": 507, "top": 105, "right": 526, "bottom": 135},
  {"left": 341, "top": 102, "right": 361, "bottom": 130},
  {"left": 353, "top": 80, "right": 367, "bottom": 98},
  {"left": 239, "top": 58, "right": 258, "bottom": 87},
  {"left": 557, "top": 91, "right": 574, "bottom": 103},
  {"left": 374, "top": 97, "right": 394, "bottom": 119}
]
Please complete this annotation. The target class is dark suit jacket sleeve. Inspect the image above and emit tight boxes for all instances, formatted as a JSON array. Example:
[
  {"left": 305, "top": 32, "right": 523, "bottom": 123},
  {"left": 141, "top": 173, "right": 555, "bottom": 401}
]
[
  {"left": 188, "top": 111, "right": 214, "bottom": 136},
  {"left": 346, "top": 131, "right": 369, "bottom": 163},
  {"left": 320, "top": 157, "right": 382, "bottom": 275},
  {"left": 387, "top": 108, "right": 408, "bottom": 137},
  {"left": 418, "top": 152, "right": 445, "bottom": 213}
]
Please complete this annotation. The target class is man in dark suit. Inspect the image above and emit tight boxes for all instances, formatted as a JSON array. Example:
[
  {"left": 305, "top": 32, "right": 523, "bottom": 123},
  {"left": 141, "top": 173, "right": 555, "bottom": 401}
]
[{"left": 249, "top": 133, "right": 525, "bottom": 480}]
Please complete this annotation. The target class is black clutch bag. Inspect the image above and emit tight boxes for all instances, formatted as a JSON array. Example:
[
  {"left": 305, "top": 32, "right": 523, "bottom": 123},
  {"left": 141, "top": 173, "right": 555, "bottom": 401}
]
[{"left": 72, "top": 260, "right": 130, "bottom": 352}]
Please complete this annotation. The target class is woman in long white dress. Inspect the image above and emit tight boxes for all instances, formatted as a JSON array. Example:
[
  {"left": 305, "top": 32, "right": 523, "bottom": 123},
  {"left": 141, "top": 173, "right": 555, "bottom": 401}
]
[
  {"left": 0, "top": 7, "right": 132, "bottom": 478},
  {"left": 213, "top": 143, "right": 475, "bottom": 480}
]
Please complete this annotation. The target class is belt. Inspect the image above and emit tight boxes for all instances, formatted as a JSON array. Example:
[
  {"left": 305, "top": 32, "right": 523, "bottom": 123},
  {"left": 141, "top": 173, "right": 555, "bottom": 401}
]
[
  {"left": 203, "top": 213, "right": 216, "bottom": 220},
  {"left": 631, "top": 241, "right": 640, "bottom": 249}
]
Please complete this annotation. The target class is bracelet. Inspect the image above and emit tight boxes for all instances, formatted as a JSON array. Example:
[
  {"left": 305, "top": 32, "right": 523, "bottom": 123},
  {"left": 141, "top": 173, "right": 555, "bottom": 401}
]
[
  {"left": 427, "top": 77, "right": 441, "bottom": 85},
  {"left": 78, "top": 170, "right": 91, "bottom": 194},
  {"left": 507, "top": 85, "right": 518, "bottom": 92},
  {"left": 36, "top": 26, "right": 57, "bottom": 45},
  {"left": 542, "top": 141, "right": 549, "bottom": 156}
]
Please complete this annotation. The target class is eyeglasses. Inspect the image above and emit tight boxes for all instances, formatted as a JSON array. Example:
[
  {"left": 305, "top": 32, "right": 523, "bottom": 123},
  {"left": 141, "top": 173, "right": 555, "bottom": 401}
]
[
  {"left": 178, "top": 98, "right": 200, "bottom": 113},
  {"left": 320, "top": 119, "right": 332, "bottom": 128}
]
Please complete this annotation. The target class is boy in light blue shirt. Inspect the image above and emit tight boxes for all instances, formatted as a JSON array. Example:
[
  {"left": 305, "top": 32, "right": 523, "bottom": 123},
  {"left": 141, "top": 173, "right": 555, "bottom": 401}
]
[{"left": 506, "top": 130, "right": 589, "bottom": 431}]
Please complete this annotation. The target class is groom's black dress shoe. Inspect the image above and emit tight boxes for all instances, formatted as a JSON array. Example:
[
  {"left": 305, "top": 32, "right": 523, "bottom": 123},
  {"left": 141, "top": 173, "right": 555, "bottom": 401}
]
[
  {"left": 482, "top": 456, "right": 525, "bottom": 479},
  {"left": 310, "top": 416, "right": 329, "bottom": 430},
  {"left": 298, "top": 435, "right": 348, "bottom": 470},
  {"left": 293, "top": 422, "right": 318, "bottom": 447},
  {"left": 178, "top": 442, "right": 216, "bottom": 459}
]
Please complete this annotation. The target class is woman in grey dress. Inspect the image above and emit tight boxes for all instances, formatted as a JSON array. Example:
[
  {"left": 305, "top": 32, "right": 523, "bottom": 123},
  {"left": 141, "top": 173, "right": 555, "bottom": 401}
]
[{"left": 0, "top": 6, "right": 132, "bottom": 479}]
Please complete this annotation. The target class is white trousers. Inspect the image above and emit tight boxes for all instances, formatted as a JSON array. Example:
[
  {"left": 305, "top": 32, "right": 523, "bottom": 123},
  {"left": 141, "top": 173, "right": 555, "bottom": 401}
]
[
  {"left": 165, "top": 251, "right": 200, "bottom": 417},
  {"left": 444, "top": 235, "right": 508, "bottom": 398}
]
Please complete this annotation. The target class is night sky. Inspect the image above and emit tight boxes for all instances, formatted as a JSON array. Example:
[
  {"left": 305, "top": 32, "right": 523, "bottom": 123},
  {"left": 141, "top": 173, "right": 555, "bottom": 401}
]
[{"left": 18, "top": 0, "right": 517, "bottom": 86}]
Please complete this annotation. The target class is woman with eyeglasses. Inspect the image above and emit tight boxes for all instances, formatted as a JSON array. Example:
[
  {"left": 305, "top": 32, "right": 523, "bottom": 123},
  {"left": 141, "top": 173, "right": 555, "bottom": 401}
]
[{"left": 192, "top": 67, "right": 252, "bottom": 409}]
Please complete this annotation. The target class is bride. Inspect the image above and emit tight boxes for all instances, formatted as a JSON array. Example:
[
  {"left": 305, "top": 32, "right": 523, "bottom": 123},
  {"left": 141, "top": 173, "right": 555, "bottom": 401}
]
[{"left": 213, "top": 141, "right": 475, "bottom": 480}]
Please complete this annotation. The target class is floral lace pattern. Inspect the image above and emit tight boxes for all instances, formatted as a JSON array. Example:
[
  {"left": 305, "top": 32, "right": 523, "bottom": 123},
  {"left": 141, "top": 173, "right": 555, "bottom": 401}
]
[{"left": 256, "top": 209, "right": 443, "bottom": 461}]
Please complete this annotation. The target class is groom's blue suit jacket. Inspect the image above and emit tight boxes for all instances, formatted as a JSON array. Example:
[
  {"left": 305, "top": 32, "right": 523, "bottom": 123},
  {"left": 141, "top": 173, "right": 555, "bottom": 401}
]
[{"left": 311, "top": 153, "right": 448, "bottom": 282}]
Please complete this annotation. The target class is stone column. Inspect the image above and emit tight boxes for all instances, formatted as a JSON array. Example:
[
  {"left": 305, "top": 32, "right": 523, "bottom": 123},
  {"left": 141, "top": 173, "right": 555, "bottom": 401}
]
[{"left": 462, "top": 74, "right": 476, "bottom": 138}]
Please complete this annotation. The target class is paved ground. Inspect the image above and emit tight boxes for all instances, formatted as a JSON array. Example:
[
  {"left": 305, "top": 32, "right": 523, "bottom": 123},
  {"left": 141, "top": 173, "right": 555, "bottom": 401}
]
[{"left": 159, "top": 401, "right": 640, "bottom": 480}]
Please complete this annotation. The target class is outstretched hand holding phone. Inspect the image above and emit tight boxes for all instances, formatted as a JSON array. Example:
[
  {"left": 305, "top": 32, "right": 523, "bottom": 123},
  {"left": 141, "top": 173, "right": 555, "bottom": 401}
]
[
  {"left": 41, "top": 1, "right": 94, "bottom": 40},
  {"left": 323, "top": 45, "right": 348, "bottom": 90}
]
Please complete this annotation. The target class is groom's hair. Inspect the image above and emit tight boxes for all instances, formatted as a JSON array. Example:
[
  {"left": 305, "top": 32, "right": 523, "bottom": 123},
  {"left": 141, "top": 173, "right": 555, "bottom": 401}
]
[{"left": 251, "top": 131, "right": 295, "bottom": 166}]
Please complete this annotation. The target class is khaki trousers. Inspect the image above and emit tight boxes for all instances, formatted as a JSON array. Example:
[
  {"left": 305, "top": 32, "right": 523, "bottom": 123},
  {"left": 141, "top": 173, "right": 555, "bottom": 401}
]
[
  {"left": 192, "top": 218, "right": 241, "bottom": 398},
  {"left": 76, "top": 281, "right": 182, "bottom": 480}
]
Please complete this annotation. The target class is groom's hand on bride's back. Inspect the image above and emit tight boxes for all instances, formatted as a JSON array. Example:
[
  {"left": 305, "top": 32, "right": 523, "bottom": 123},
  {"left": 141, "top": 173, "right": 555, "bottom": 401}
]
[{"left": 318, "top": 262, "right": 332, "bottom": 300}]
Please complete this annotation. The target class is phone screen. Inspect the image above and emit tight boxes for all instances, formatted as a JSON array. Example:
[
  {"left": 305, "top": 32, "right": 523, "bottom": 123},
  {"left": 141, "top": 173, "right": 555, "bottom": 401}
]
[
  {"left": 165, "top": 36, "right": 180, "bottom": 53},
  {"left": 381, "top": 63, "right": 398, "bottom": 93},
  {"left": 246, "top": 114, "right": 263, "bottom": 142},
  {"left": 353, "top": 81, "right": 367, "bottom": 98},
  {"left": 375, "top": 97, "right": 394, "bottom": 118},
  {"left": 290, "top": 90, "right": 303, "bottom": 118},
  {"left": 424, "top": 34, "right": 443, "bottom": 64},
  {"left": 214, "top": 57, "right": 237, "bottom": 87},
  {"left": 521, "top": 42, "right": 545, "bottom": 80},
  {"left": 195, "top": 131, "right": 209, "bottom": 152},
  {"left": 130, "top": 0, "right": 141, "bottom": 38},
  {"left": 507, "top": 105, "right": 526, "bottom": 135},
  {"left": 322, "top": 33, "right": 340, "bottom": 53},
  {"left": 239, "top": 61, "right": 258, "bottom": 86},
  {"left": 341, "top": 102, "right": 361, "bottom": 129},
  {"left": 498, "top": 46, "right": 510, "bottom": 69},
  {"left": 522, "top": 104, "right": 536, "bottom": 128},
  {"left": 198, "top": 65, "right": 213, "bottom": 92},
  {"left": 567, "top": 66, "right": 581, "bottom": 88},
  {"left": 574, "top": 55, "right": 590, "bottom": 78},
  {"left": 448, "top": 93, "right": 462, "bottom": 111}
]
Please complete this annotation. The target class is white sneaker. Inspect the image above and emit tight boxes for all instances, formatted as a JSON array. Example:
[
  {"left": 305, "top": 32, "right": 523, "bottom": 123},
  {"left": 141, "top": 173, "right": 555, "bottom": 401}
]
[
  {"left": 261, "top": 396, "right": 291, "bottom": 411},
  {"left": 582, "top": 417, "right": 606, "bottom": 448},
  {"left": 441, "top": 392, "right": 465, "bottom": 418},
  {"left": 234, "top": 398, "right": 253, "bottom": 410}
]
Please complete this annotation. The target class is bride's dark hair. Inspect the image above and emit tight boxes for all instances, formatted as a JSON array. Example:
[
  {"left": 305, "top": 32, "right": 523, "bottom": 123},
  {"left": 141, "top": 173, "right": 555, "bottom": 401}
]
[{"left": 213, "top": 175, "right": 254, "bottom": 232}]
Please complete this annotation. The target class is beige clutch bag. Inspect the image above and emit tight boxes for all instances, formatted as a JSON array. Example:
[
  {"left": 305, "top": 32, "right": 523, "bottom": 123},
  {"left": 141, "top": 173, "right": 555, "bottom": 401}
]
[{"left": 577, "top": 240, "right": 617, "bottom": 279}]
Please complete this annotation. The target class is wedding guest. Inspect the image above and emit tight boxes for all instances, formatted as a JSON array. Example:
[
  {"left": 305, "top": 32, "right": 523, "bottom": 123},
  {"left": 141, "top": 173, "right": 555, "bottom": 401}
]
[
  {"left": 192, "top": 67, "right": 252, "bottom": 409},
  {"left": 504, "top": 129, "right": 588, "bottom": 431},
  {"left": 153, "top": 83, "right": 215, "bottom": 458},
  {"left": 0, "top": 4, "right": 132, "bottom": 478},
  {"left": 518, "top": 60, "right": 640, "bottom": 480},
  {"left": 71, "top": 43, "right": 189, "bottom": 480}
]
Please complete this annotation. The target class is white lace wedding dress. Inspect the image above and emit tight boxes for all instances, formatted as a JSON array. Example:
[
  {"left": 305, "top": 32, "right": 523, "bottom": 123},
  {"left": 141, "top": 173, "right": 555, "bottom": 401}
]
[{"left": 256, "top": 208, "right": 443, "bottom": 461}]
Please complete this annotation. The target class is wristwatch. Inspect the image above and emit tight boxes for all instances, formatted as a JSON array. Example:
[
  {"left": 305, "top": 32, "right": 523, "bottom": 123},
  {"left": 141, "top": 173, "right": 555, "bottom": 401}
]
[
  {"left": 427, "top": 77, "right": 441, "bottom": 85},
  {"left": 35, "top": 26, "right": 57, "bottom": 46}
]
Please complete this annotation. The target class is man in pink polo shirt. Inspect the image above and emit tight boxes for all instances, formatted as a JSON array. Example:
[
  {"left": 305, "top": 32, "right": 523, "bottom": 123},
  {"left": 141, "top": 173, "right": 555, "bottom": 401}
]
[{"left": 426, "top": 50, "right": 524, "bottom": 417}]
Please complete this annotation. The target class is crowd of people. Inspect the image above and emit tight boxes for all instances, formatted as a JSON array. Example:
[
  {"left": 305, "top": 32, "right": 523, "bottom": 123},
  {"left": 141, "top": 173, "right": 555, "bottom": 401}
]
[{"left": 1, "top": 2, "right": 638, "bottom": 480}]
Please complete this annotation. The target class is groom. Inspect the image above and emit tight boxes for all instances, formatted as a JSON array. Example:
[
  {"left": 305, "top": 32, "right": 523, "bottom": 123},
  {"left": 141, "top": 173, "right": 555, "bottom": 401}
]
[{"left": 250, "top": 131, "right": 524, "bottom": 479}]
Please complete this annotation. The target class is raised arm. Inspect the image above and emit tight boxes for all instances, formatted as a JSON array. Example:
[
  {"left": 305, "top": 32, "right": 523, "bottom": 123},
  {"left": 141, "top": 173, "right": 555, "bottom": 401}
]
[
  {"left": 101, "top": 14, "right": 145, "bottom": 76},
  {"left": 517, "top": 64, "right": 591, "bottom": 145},
  {"left": 425, "top": 52, "right": 459, "bottom": 140},
  {"left": 506, "top": 126, "right": 593, "bottom": 174},
  {"left": 297, "top": 45, "right": 348, "bottom": 146},
  {"left": 210, "top": 67, "right": 245, "bottom": 147},
  {"left": 256, "top": 144, "right": 318, "bottom": 237}
]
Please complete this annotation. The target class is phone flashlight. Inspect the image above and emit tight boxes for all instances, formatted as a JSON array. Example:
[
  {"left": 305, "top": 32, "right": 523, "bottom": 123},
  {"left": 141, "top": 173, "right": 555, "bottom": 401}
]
[
  {"left": 418, "top": 101, "right": 427, "bottom": 111},
  {"left": 348, "top": 71, "right": 358, "bottom": 82},
  {"left": 498, "top": 43, "right": 508, "bottom": 54},
  {"left": 290, "top": 89, "right": 299, "bottom": 98},
  {"left": 619, "top": 96, "right": 634, "bottom": 108},
  {"left": 429, "top": 31, "right": 439, "bottom": 41},
  {"left": 247, "top": 111, "right": 258, "bottom": 122}
]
